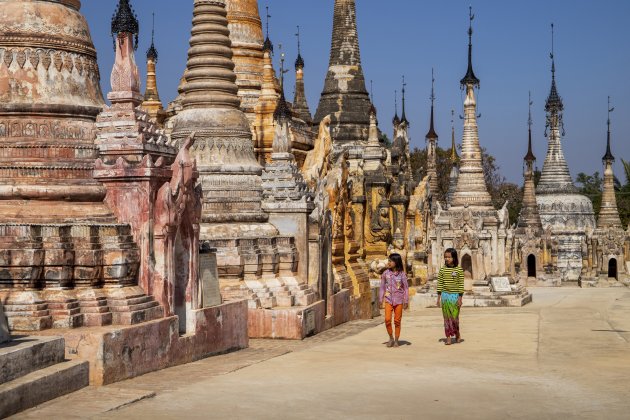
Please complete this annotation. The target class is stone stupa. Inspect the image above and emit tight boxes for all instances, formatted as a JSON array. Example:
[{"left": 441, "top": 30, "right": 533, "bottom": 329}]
[{"left": 535, "top": 25, "right": 595, "bottom": 282}]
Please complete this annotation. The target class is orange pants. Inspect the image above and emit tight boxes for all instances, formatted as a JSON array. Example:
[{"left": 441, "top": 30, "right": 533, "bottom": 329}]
[{"left": 384, "top": 303, "right": 403, "bottom": 339}]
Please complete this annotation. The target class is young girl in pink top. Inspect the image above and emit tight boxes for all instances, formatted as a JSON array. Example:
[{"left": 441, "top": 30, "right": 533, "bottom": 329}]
[{"left": 379, "top": 253, "right": 409, "bottom": 348}]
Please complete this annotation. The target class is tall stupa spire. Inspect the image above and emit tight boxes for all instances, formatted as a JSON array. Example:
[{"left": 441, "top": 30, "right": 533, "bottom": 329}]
[
  {"left": 518, "top": 92, "right": 543, "bottom": 231},
  {"left": 141, "top": 12, "right": 165, "bottom": 122},
  {"left": 401, "top": 75, "right": 409, "bottom": 125},
  {"left": 426, "top": 69, "right": 439, "bottom": 196},
  {"left": 451, "top": 8, "right": 493, "bottom": 208},
  {"left": 393, "top": 90, "right": 400, "bottom": 127},
  {"left": 537, "top": 23, "right": 577, "bottom": 194},
  {"left": 597, "top": 96, "right": 622, "bottom": 229},
  {"left": 293, "top": 25, "right": 312, "bottom": 125},
  {"left": 171, "top": 0, "right": 268, "bottom": 228},
  {"left": 313, "top": 0, "right": 372, "bottom": 146}
]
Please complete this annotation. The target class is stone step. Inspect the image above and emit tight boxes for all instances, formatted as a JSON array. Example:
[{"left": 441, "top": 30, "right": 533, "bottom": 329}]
[
  {"left": 0, "top": 336, "right": 65, "bottom": 385},
  {"left": 52, "top": 313, "right": 84, "bottom": 329},
  {"left": 275, "top": 295, "right": 294, "bottom": 307},
  {"left": 0, "top": 359, "right": 89, "bottom": 418},
  {"left": 108, "top": 295, "right": 154, "bottom": 307},
  {"left": 5, "top": 315, "right": 53, "bottom": 332},
  {"left": 295, "top": 293, "right": 317, "bottom": 307},
  {"left": 109, "top": 300, "right": 160, "bottom": 313},
  {"left": 111, "top": 305, "right": 163, "bottom": 326}
]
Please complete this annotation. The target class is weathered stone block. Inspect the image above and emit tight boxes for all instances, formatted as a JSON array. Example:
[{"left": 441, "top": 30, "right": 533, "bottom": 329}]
[
  {"left": 0, "top": 303, "right": 9, "bottom": 344},
  {"left": 0, "top": 359, "right": 89, "bottom": 418},
  {"left": 0, "top": 336, "right": 64, "bottom": 384}
]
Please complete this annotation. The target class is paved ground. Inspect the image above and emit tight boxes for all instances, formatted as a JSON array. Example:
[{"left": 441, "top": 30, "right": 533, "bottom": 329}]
[{"left": 14, "top": 288, "right": 630, "bottom": 419}]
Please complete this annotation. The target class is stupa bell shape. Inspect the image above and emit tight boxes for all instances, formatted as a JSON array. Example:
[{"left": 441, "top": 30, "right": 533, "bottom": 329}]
[
  {"left": 171, "top": 0, "right": 272, "bottom": 237},
  {"left": 534, "top": 28, "right": 595, "bottom": 282},
  {"left": 0, "top": 0, "right": 116, "bottom": 222}
]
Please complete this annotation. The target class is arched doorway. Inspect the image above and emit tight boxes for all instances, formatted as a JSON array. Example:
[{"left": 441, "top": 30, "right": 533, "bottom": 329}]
[
  {"left": 608, "top": 258, "right": 618, "bottom": 280},
  {"left": 527, "top": 254, "right": 536, "bottom": 278},
  {"left": 461, "top": 254, "right": 473, "bottom": 280}
]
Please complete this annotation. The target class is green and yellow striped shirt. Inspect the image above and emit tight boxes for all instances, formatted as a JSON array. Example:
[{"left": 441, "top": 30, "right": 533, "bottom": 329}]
[{"left": 437, "top": 266, "right": 465, "bottom": 295}]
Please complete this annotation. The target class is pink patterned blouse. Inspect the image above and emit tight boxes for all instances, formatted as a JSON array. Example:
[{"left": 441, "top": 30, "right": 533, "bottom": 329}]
[{"left": 379, "top": 269, "right": 409, "bottom": 306}]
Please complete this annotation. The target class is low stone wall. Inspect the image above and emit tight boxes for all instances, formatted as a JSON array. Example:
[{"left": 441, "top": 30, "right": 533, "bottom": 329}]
[
  {"left": 248, "top": 300, "right": 325, "bottom": 339},
  {"left": 35, "top": 300, "right": 248, "bottom": 385}
]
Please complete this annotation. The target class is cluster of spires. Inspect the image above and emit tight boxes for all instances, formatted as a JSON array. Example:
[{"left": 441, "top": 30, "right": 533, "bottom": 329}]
[{"left": 111, "top": 0, "right": 620, "bottom": 225}]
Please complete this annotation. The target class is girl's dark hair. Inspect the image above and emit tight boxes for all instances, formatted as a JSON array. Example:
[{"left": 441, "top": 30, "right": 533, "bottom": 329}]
[
  {"left": 389, "top": 253, "right": 404, "bottom": 272},
  {"left": 444, "top": 248, "right": 459, "bottom": 267}
]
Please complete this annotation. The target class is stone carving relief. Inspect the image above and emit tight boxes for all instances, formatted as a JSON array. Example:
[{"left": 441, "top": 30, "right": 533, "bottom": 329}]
[
  {"left": 154, "top": 132, "right": 202, "bottom": 315},
  {"left": 302, "top": 115, "right": 332, "bottom": 189},
  {"left": 0, "top": 48, "right": 98, "bottom": 78}
]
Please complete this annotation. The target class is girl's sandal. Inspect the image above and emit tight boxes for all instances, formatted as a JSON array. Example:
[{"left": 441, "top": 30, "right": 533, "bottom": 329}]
[
  {"left": 456, "top": 338, "right": 463, "bottom": 343},
  {"left": 445, "top": 337, "right": 452, "bottom": 346}
]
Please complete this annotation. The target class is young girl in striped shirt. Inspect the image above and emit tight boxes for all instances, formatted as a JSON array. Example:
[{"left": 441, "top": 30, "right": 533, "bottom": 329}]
[{"left": 437, "top": 248, "right": 464, "bottom": 345}]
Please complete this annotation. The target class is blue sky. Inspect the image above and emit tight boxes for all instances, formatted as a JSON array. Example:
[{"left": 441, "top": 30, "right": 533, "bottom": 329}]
[{"left": 83, "top": 0, "right": 630, "bottom": 184}]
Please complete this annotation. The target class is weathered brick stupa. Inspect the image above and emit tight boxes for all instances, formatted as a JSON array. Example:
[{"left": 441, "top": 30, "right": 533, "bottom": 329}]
[
  {"left": 0, "top": 0, "right": 162, "bottom": 331},
  {"left": 535, "top": 26, "right": 596, "bottom": 283},
  {"left": 227, "top": 1, "right": 314, "bottom": 167},
  {"left": 226, "top": 0, "right": 264, "bottom": 124},
  {"left": 140, "top": 14, "right": 165, "bottom": 124},
  {"left": 581, "top": 102, "right": 629, "bottom": 286},
  {"left": 171, "top": 0, "right": 323, "bottom": 339},
  {"left": 313, "top": 0, "right": 373, "bottom": 149}
]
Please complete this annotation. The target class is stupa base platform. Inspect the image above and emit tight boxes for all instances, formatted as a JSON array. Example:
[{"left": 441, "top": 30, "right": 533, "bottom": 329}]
[
  {"left": 16, "top": 300, "right": 248, "bottom": 386},
  {"left": 579, "top": 276, "right": 629, "bottom": 288},
  {"left": 522, "top": 276, "right": 563, "bottom": 287},
  {"left": 410, "top": 284, "right": 533, "bottom": 308}
]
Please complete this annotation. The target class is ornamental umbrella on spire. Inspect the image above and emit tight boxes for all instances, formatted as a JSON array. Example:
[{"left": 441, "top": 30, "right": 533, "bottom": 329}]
[{"left": 111, "top": 0, "right": 139, "bottom": 50}]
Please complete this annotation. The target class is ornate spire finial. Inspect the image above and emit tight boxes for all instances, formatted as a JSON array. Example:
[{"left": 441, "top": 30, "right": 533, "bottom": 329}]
[
  {"left": 460, "top": 6, "right": 480, "bottom": 88},
  {"left": 430, "top": 68, "right": 436, "bottom": 105},
  {"left": 295, "top": 25, "right": 304, "bottom": 69},
  {"left": 545, "top": 23, "right": 563, "bottom": 113},
  {"left": 266, "top": 6, "right": 270, "bottom": 38},
  {"left": 426, "top": 69, "right": 438, "bottom": 140},
  {"left": 274, "top": 44, "right": 291, "bottom": 123},
  {"left": 401, "top": 75, "right": 408, "bottom": 124},
  {"left": 393, "top": 90, "right": 400, "bottom": 125},
  {"left": 525, "top": 91, "right": 536, "bottom": 163},
  {"left": 111, "top": 0, "right": 139, "bottom": 50},
  {"left": 146, "top": 12, "right": 158, "bottom": 61},
  {"left": 551, "top": 23, "right": 555, "bottom": 75},
  {"left": 263, "top": 6, "right": 273, "bottom": 53},
  {"left": 603, "top": 96, "right": 615, "bottom": 163}
]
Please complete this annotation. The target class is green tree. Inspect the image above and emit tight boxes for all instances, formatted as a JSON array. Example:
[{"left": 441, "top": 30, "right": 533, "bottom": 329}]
[
  {"left": 410, "top": 145, "right": 523, "bottom": 221},
  {"left": 576, "top": 172, "right": 603, "bottom": 217},
  {"left": 616, "top": 159, "right": 630, "bottom": 229},
  {"left": 409, "top": 146, "right": 454, "bottom": 205}
]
